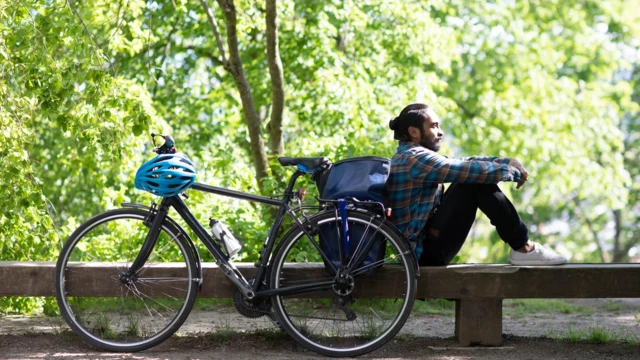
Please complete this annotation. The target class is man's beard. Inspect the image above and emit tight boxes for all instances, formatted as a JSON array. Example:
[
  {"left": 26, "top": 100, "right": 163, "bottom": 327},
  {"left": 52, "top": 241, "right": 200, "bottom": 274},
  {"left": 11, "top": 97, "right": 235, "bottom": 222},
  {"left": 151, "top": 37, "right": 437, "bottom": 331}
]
[{"left": 419, "top": 130, "right": 441, "bottom": 152}]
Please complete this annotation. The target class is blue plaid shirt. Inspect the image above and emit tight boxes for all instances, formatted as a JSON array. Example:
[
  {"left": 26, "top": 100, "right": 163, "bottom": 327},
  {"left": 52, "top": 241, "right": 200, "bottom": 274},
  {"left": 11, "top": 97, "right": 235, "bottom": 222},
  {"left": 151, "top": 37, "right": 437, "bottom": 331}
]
[{"left": 387, "top": 141, "right": 521, "bottom": 257}]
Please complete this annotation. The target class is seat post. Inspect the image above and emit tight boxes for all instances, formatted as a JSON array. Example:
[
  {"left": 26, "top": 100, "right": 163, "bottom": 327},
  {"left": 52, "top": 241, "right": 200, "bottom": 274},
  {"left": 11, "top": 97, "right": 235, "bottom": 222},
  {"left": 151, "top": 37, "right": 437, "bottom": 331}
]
[{"left": 283, "top": 170, "right": 304, "bottom": 197}]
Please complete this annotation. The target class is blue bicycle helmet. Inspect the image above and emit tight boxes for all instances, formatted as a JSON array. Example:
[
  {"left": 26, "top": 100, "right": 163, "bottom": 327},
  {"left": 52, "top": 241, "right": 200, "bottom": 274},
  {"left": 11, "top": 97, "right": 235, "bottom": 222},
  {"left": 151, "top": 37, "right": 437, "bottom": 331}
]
[{"left": 134, "top": 153, "right": 196, "bottom": 197}]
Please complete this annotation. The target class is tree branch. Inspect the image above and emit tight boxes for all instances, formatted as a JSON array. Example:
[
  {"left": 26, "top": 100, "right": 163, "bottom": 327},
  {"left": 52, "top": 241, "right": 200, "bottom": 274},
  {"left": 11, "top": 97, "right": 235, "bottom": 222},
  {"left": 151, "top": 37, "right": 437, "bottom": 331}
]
[
  {"left": 152, "top": 19, "right": 179, "bottom": 97},
  {"left": 181, "top": 45, "right": 225, "bottom": 66},
  {"left": 265, "top": 0, "right": 285, "bottom": 156},
  {"left": 612, "top": 209, "right": 623, "bottom": 262},
  {"left": 616, "top": 222, "right": 640, "bottom": 262},
  {"left": 573, "top": 198, "right": 610, "bottom": 263},
  {"left": 200, "top": 0, "right": 230, "bottom": 71},
  {"left": 210, "top": 0, "right": 269, "bottom": 191},
  {"left": 453, "top": 99, "right": 477, "bottom": 119},
  {"left": 107, "top": 0, "right": 129, "bottom": 45},
  {"left": 67, "top": 0, "right": 105, "bottom": 68}
]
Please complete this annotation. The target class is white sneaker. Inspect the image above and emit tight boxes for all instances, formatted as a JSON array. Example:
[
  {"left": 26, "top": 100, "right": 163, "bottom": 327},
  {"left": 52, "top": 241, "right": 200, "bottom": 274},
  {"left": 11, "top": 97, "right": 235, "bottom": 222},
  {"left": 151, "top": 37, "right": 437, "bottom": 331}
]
[{"left": 509, "top": 241, "right": 568, "bottom": 266}]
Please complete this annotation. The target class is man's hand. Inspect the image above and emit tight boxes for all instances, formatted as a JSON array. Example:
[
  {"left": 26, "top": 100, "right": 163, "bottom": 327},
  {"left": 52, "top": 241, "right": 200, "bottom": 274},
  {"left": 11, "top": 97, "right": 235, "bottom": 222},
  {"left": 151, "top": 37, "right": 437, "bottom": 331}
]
[{"left": 509, "top": 158, "right": 529, "bottom": 189}]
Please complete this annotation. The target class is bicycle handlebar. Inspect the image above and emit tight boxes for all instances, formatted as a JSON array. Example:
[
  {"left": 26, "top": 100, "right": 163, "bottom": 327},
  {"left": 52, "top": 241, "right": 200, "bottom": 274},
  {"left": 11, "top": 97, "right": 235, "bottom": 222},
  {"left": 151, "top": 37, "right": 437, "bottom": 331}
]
[{"left": 151, "top": 133, "right": 177, "bottom": 154}]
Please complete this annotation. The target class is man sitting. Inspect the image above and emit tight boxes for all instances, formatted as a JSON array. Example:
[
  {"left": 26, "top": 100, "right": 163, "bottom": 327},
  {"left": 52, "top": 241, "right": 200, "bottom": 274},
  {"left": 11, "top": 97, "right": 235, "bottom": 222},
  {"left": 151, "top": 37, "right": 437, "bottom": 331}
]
[{"left": 386, "top": 103, "right": 567, "bottom": 266}]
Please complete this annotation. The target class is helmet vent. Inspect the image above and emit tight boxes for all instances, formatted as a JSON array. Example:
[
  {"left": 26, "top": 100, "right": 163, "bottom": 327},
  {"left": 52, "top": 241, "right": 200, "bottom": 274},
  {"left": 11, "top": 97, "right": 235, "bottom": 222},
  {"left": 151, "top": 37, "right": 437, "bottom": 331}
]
[{"left": 134, "top": 152, "right": 197, "bottom": 197}]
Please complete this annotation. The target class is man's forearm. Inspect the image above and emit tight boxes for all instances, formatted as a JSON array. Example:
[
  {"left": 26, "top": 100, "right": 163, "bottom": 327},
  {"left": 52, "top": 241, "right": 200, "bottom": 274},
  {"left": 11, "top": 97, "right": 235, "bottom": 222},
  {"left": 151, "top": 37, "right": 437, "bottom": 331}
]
[
  {"left": 413, "top": 154, "right": 521, "bottom": 184},
  {"left": 461, "top": 156, "right": 511, "bottom": 165}
]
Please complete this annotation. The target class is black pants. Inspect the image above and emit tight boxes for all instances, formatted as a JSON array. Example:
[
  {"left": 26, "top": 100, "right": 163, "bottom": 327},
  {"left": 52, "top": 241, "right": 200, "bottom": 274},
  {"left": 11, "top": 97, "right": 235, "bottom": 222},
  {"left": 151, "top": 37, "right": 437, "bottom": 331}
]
[{"left": 418, "top": 183, "right": 529, "bottom": 266}]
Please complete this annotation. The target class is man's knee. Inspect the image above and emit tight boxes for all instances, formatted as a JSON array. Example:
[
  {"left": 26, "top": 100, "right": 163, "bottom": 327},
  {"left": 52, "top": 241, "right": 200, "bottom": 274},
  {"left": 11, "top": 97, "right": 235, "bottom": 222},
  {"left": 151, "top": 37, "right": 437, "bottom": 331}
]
[{"left": 419, "top": 253, "right": 450, "bottom": 266}]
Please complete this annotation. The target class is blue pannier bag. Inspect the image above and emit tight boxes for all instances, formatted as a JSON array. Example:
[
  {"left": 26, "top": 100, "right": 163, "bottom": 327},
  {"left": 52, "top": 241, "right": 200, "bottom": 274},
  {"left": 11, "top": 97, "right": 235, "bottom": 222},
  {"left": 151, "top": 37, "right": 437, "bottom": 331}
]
[{"left": 314, "top": 157, "right": 390, "bottom": 272}]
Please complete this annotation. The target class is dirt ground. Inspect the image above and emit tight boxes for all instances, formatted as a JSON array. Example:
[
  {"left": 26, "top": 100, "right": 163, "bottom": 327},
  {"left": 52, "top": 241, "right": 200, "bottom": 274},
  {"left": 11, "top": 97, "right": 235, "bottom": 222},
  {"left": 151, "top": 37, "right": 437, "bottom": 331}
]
[
  {"left": 1, "top": 333, "right": 639, "bottom": 360},
  {"left": 1, "top": 299, "right": 639, "bottom": 359}
]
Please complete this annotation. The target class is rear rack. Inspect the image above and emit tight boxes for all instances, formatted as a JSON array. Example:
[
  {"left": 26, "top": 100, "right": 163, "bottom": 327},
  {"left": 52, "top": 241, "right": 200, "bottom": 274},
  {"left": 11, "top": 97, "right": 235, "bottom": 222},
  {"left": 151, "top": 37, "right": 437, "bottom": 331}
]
[{"left": 316, "top": 196, "right": 388, "bottom": 217}]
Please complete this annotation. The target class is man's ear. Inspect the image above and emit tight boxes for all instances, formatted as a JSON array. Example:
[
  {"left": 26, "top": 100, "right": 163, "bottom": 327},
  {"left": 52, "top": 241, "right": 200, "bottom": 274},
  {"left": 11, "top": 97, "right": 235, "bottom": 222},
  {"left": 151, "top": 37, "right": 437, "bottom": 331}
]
[{"left": 407, "top": 126, "right": 420, "bottom": 140}]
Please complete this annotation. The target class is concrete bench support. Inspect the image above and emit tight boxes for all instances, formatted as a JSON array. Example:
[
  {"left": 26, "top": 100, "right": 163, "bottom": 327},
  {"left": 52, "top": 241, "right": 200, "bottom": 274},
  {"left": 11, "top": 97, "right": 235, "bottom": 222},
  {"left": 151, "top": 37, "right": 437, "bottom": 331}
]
[{"left": 455, "top": 299, "right": 502, "bottom": 346}]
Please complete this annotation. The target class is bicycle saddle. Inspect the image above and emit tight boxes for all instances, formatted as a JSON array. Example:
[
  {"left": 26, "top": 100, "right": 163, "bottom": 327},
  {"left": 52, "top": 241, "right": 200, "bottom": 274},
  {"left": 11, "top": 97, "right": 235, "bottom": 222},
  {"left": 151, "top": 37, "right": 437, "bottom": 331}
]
[{"left": 278, "top": 157, "right": 328, "bottom": 169}]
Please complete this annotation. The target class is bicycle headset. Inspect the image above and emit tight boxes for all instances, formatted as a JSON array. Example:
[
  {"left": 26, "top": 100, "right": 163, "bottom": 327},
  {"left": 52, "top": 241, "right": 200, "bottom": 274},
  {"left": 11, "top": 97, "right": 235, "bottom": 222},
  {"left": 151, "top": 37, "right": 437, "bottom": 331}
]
[{"left": 134, "top": 153, "right": 197, "bottom": 197}]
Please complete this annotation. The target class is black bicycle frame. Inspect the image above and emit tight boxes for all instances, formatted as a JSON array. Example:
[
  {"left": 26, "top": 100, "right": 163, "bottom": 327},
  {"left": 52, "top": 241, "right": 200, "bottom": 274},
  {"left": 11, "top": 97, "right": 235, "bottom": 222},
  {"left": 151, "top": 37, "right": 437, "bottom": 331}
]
[{"left": 127, "top": 170, "right": 337, "bottom": 299}]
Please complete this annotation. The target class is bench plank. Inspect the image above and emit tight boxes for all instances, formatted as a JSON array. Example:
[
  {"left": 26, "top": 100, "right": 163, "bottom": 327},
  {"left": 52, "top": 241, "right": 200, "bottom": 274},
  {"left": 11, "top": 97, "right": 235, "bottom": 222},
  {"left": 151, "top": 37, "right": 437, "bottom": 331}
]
[
  {"left": 2, "top": 262, "right": 640, "bottom": 298},
  {"left": 2, "top": 261, "right": 639, "bottom": 347}
]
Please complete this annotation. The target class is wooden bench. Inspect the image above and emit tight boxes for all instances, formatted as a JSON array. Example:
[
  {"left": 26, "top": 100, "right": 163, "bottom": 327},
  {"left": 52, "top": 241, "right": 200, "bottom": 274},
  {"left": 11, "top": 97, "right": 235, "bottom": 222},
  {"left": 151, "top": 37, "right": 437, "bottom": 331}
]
[{"left": 1, "top": 261, "right": 639, "bottom": 346}]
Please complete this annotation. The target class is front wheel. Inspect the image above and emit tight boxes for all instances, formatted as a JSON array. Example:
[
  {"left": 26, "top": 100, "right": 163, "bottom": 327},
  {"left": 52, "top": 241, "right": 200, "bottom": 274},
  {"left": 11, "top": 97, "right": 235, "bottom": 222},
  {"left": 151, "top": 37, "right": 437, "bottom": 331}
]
[
  {"left": 55, "top": 209, "right": 198, "bottom": 352},
  {"left": 269, "top": 210, "right": 417, "bottom": 357}
]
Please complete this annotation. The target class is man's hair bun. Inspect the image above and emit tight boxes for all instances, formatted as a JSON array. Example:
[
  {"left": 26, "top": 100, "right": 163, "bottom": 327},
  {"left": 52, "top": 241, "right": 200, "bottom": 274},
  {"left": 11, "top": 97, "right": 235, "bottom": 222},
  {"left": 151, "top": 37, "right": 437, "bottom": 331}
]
[
  {"left": 389, "top": 117, "right": 398, "bottom": 130},
  {"left": 389, "top": 103, "right": 431, "bottom": 141}
]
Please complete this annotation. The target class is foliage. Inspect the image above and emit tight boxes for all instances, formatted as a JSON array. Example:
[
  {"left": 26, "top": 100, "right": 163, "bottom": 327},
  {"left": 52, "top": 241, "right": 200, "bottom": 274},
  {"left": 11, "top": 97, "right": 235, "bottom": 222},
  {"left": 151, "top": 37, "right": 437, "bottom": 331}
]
[
  {"left": 503, "top": 299, "right": 594, "bottom": 317},
  {"left": 1, "top": 0, "right": 158, "bottom": 313},
  {"left": 434, "top": 0, "right": 640, "bottom": 263},
  {"left": 543, "top": 326, "right": 640, "bottom": 345},
  {"left": 1, "top": 0, "right": 639, "bottom": 314}
]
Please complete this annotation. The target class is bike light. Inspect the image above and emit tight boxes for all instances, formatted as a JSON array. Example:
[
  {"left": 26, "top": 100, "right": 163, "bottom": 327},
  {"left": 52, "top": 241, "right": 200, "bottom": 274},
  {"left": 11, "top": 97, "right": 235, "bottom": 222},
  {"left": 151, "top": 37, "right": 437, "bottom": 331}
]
[
  {"left": 300, "top": 188, "right": 306, "bottom": 201},
  {"left": 386, "top": 208, "right": 392, "bottom": 217}
]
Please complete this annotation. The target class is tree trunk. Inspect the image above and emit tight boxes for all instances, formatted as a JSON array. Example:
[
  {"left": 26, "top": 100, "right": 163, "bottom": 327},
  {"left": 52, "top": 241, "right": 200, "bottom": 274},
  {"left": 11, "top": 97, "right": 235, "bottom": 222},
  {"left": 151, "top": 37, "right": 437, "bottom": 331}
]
[
  {"left": 574, "top": 198, "right": 610, "bottom": 263},
  {"left": 205, "top": 0, "right": 269, "bottom": 191},
  {"left": 612, "top": 209, "right": 625, "bottom": 262},
  {"left": 265, "top": 0, "right": 285, "bottom": 156}
]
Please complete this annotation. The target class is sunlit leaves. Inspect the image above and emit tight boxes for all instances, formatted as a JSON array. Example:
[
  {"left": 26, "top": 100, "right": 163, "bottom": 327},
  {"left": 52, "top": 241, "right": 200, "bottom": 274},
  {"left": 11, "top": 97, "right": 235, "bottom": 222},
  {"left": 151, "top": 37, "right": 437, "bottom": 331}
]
[{"left": 2, "top": 0, "right": 640, "bottom": 314}]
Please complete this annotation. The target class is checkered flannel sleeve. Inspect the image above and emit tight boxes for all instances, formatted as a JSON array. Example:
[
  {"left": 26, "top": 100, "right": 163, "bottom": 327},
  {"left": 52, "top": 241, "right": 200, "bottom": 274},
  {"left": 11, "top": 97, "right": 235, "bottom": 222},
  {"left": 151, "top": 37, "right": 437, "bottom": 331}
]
[
  {"left": 410, "top": 152, "right": 521, "bottom": 184},
  {"left": 461, "top": 156, "right": 511, "bottom": 164}
]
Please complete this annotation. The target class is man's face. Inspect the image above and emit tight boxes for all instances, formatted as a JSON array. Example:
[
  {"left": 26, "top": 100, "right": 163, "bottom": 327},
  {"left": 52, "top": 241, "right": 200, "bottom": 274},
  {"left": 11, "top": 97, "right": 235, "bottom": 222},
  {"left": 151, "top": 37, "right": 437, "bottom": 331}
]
[{"left": 413, "top": 108, "right": 444, "bottom": 152}]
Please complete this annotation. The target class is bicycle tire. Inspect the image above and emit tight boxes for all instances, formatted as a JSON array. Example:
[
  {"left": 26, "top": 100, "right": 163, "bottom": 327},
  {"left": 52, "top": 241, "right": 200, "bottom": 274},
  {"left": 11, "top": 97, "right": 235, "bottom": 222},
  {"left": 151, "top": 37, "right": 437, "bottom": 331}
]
[
  {"left": 269, "top": 209, "right": 416, "bottom": 357},
  {"left": 55, "top": 208, "right": 198, "bottom": 352}
]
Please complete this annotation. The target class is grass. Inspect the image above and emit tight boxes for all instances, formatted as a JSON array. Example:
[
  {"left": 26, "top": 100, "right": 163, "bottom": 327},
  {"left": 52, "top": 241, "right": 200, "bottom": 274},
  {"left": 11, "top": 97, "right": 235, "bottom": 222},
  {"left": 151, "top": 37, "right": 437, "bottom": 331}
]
[
  {"left": 351, "top": 299, "right": 409, "bottom": 318},
  {"left": 411, "top": 298, "right": 632, "bottom": 319},
  {"left": 602, "top": 299, "right": 624, "bottom": 312},
  {"left": 503, "top": 299, "right": 594, "bottom": 317},
  {"left": 412, "top": 299, "right": 455, "bottom": 316},
  {"left": 125, "top": 316, "right": 142, "bottom": 338},
  {"left": 361, "top": 314, "right": 382, "bottom": 340},
  {"left": 543, "top": 326, "right": 640, "bottom": 345},
  {"left": 209, "top": 317, "right": 234, "bottom": 342},
  {"left": 95, "top": 314, "right": 115, "bottom": 339},
  {"left": 193, "top": 298, "right": 235, "bottom": 311},
  {"left": 267, "top": 298, "right": 617, "bottom": 319},
  {"left": 69, "top": 297, "right": 188, "bottom": 314},
  {"left": 294, "top": 318, "right": 312, "bottom": 339}
]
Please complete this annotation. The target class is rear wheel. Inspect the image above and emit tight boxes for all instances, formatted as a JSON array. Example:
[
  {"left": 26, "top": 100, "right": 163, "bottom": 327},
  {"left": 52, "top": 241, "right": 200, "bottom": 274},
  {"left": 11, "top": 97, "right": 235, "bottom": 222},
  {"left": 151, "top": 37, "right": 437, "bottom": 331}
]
[
  {"left": 55, "top": 209, "right": 198, "bottom": 352},
  {"left": 269, "top": 210, "right": 416, "bottom": 357}
]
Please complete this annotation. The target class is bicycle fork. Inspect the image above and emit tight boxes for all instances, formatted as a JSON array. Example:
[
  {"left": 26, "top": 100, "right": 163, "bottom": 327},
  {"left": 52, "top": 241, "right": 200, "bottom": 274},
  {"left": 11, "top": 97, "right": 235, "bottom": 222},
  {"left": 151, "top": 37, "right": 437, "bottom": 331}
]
[
  {"left": 124, "top": 197, "right": 258, "bottom": 300},
  {"left": 123, "top": 198, "right": 172, "bottom": 283}
]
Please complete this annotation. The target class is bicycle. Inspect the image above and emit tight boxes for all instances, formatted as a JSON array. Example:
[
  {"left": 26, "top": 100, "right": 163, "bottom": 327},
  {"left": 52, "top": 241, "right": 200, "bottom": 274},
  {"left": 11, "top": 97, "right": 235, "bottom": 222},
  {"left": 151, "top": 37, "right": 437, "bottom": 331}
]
[{"left": 55, "top": 134, "right": 417, "bottom": 357}]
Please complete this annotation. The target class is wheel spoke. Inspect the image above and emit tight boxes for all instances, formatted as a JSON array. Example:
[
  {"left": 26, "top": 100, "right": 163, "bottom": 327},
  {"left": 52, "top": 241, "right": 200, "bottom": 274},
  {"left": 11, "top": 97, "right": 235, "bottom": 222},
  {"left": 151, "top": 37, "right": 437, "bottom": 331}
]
[
  {"left": 270, "top": 211, "right": 416, "bottom": 356},
  {"left": 350, "top": 249, "right": 412, "bottom": 277},
  {"left": 347, "top": 217, "right": 374, "bottom": 269},
  {"left": 56, "top": 210, "right": 196, "bottom": 351}
]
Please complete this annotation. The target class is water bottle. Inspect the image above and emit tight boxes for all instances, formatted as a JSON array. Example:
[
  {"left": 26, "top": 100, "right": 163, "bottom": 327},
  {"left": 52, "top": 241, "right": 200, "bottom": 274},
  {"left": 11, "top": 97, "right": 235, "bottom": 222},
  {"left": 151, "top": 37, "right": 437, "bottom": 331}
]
[{"left": 210, "top": 219, "right": 241, "bottom": 258}]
